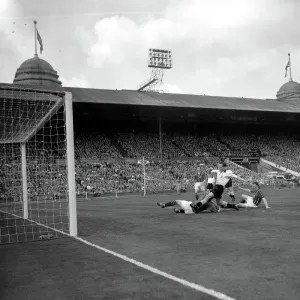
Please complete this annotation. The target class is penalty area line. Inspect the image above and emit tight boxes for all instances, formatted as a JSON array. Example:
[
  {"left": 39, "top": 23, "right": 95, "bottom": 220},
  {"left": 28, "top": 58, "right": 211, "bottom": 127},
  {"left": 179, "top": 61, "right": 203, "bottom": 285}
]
[
  {"left": 0, "top": 209, "right": 235, "bottom": 300},
  {"left": 74, "top": 236, "right": 236, "bottom": 300}
]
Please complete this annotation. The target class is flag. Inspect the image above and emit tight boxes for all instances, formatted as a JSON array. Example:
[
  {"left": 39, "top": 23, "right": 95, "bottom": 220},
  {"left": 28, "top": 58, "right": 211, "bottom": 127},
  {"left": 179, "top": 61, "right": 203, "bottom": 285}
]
[
  {"left": 37, "top": 29, "right": 43, "bottom": 54},
  {"left": 285, "top": 60, "right": 290, "bottom": 78}
]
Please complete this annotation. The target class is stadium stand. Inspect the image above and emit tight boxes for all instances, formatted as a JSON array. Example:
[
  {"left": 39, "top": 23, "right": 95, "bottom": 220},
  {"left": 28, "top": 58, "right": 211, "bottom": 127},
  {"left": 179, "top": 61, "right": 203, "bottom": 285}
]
[
  {"left": 75, "top": 132, "right": 122, "bottom": 160},
  {"left": 2, "top": 131, "right": 299, "bottom": 198},
  {"left": 70, "top": 131, "right": 300, "bottom": 195}
]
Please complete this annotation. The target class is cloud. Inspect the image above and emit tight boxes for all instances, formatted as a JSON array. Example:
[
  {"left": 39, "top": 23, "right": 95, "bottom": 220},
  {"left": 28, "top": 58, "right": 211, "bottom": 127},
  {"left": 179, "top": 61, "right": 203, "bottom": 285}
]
[
  {"left": 161, "top": 83, "right": 183, "bottom": 94},
  {"left": 60, "top": 76, "right": 90, "bottom": 88},
  {"left": 2, "top": 0, "right": 300, "bottom": 98},
  {"left": 79, "top": 0, "right": 262, "bottom": 70},
  {"left": 72, "top": 0, "right": 300, "bottom": 97}
]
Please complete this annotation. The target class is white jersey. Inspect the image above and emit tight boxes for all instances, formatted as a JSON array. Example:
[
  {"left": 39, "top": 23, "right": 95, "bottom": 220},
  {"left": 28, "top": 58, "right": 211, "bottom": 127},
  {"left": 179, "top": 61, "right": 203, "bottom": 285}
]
[
  {"left": 211, "top": 169, "right": 238, "bottom": 187},
  {"left": 207, "top": 177, "right": 216, "bottom": 184}
]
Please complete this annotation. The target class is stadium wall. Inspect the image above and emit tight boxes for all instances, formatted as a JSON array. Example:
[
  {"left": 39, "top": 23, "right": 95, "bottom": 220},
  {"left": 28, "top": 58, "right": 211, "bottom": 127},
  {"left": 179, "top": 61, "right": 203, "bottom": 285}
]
[
  {"left": 258, "top": 159, "right": 281, "bottom": 173},
  {"left": 259, "top": 158, "right": 300, "bottom": 176}
]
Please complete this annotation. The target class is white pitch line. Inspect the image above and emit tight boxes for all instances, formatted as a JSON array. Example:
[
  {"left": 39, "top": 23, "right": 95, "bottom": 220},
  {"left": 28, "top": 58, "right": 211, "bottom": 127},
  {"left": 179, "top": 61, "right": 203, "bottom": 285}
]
[
  {"left": 0, "top": 209, "right": 236, "bottom": 300},
  {"left": 74, "top": 236, "right": 236, "bottom": 300}
]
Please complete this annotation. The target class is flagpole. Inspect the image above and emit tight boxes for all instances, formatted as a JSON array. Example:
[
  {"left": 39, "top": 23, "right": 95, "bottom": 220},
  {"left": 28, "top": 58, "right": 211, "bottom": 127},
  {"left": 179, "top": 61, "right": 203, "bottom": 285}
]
[
  {"left": 33, "top": 20, "right": 38, "bottom": 57},
  {"left": 143, "top": 156, "right": 146, "bottom": 196},
  {"left": 288, "top": 53, "right": 292, "bottom": 81}
]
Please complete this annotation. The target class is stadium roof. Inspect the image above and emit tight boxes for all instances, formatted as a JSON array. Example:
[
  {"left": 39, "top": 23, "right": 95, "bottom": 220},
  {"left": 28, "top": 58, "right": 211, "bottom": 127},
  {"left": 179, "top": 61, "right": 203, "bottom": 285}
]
[
  {"left": 65, "top": 87, "right": 300, "bottom": 113},
  {"left": 1, "top": 83, "right": 300, "bottom": 113},
  {"left": 0, "top": 82, "right": 64, "bottom": 96}
]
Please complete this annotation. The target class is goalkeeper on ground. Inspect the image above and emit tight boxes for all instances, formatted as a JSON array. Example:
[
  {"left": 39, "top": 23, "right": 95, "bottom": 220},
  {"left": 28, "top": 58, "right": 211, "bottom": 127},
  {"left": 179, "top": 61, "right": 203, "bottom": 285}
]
[{"left": 157, "top": 199, "right": 219, "bottom": 214}]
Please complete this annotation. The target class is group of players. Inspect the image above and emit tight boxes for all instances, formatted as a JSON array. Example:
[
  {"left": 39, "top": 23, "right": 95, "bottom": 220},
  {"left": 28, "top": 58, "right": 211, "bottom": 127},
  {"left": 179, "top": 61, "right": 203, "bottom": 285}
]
[{"left": 157, "top": 157, "right": 270, "bottom": 214}]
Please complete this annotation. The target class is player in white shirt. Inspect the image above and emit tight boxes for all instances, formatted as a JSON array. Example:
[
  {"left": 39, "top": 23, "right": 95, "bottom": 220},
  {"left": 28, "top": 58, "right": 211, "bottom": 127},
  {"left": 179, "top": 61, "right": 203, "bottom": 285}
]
[
  {"left": 222, "top": 158, "right": 236, "bottom": 202},
  {"left": 196, "top": 168, "right": 216, "bottom": 202},
  {"left": 190, "top": 163, "right": 247, "bottom": 213},
  {"left": 206, "top": 168, "right": 216, "bottom": 191}
]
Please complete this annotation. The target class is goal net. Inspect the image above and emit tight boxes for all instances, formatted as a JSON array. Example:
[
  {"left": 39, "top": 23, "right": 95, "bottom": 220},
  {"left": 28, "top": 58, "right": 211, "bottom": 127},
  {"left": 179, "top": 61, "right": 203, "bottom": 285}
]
[{"left": 0, "top": 85, "right": 77, "bottom": 244}]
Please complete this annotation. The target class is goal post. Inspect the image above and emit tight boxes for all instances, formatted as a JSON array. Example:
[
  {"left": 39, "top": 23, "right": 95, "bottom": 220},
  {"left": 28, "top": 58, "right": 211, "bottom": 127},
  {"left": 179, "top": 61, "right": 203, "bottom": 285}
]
[
  {"left": 21, "top": 142, "right": 28, "bottom": 219},
  {"left": 65, "top": 92, "right": 77, "bottom": 237},
  {"left": 0, "top": 85, "right": 77, "bottom": 244}
]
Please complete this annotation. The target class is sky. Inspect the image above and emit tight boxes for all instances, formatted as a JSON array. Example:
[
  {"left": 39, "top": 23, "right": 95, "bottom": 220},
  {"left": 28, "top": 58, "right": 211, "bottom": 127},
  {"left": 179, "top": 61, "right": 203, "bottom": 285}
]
[{"left": 0, "top": 0, "right": 300, "bottom": 99}]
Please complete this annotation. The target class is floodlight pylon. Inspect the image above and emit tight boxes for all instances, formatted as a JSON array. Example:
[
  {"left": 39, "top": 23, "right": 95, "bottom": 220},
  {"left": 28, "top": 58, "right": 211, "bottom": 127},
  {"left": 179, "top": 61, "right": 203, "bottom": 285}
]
[{"left": 137, "top": 48, "right": 172, "bottom": 92}]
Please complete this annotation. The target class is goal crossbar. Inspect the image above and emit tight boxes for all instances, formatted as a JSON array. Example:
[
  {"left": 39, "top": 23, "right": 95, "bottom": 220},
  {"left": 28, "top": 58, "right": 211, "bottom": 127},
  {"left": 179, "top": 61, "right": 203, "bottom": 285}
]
[{"left": 0, "top": 87, "right": 65, "bottom": 144}]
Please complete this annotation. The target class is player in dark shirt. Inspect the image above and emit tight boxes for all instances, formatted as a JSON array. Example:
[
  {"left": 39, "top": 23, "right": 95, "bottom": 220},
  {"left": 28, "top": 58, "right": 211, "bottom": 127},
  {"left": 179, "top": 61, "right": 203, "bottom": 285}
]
[{"left": 237, "top": 182, "right": 270, "bottom": 208}]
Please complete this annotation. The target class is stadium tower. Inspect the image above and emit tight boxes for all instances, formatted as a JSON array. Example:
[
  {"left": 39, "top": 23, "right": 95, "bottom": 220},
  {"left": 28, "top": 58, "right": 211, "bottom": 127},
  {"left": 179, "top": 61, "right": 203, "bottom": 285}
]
[
  {"left": 276, "top": 81, "right": 300, "bottom": 103},
  {"left": 276, "top": 53, "right": 300, "bottom": 103},
  {"left": 13, "top": 55, "right": 62, "bottom": 90}
]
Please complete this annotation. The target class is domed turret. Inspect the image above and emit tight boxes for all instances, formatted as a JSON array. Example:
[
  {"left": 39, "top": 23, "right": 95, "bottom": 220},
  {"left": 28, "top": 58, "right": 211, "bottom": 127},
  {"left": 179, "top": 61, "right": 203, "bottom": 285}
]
[
  {"left": 13, "top": 56, "right": 62, "bottom": 90},
  {"left": 276, "top": 80, "right": 300, "bottom": 102}
]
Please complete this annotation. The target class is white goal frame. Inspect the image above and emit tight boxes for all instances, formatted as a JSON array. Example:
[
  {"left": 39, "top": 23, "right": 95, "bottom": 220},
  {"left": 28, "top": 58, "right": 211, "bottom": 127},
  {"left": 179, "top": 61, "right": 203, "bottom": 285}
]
[{"left": 0, "top": 87, "right": 77, "bottom": 237}]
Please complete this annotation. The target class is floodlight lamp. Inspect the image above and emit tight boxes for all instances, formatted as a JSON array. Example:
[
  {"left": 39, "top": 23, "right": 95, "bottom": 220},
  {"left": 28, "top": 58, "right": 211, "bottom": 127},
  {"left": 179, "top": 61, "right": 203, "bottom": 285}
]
[{"left": 148, "top": 48, "right": 173, "bottom": 69}]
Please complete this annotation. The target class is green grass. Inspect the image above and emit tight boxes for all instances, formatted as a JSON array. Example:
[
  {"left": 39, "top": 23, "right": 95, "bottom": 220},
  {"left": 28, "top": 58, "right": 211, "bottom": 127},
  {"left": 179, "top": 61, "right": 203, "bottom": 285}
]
[{"left": 1, "top": 187, "right": 300, "bottom": 300}]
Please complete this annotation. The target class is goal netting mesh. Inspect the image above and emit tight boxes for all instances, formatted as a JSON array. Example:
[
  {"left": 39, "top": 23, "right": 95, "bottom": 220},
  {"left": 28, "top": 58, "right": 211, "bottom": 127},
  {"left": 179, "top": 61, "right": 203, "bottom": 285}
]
[{"left": 0, "top": 85, "right": 75, "bottom": 244}]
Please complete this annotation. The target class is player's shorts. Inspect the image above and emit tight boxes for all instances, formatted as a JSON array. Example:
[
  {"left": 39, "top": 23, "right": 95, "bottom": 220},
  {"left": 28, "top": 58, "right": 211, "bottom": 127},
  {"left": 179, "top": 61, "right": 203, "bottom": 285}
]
[
  {"left": 211, "top": 184, "right": 224, "bottom": 199},
  {"left": 242, "top": 196, "right": 257, "bottom": 208},
  {"left": 206, "top": 183, "right": 214, "bottom": 191},
  {"left": 225, "top": 178, "right": 232, "bottom": 189},
  {"left": 195, "top": 181, "right": 206, "bottom": 193},
  {"left": 175, "top": 200, "right": 218, "bottom": 214},
  {"left": 175, "top": 200, "right": 194, "bottom": 214}
]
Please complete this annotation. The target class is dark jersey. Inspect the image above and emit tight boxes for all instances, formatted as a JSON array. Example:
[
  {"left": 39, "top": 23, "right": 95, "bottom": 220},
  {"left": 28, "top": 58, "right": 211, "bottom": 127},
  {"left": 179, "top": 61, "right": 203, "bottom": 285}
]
[
  {"left": 252, "top": 189, "right": 264, "bottom": 206},
  {"left": 195, "top": 172, "right": 206, "bottom": 182}
]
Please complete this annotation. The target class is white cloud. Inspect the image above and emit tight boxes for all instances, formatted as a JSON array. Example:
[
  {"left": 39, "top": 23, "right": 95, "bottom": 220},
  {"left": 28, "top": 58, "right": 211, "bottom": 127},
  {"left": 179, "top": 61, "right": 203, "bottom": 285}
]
[
  {"left": 161, "top": 83, "right": 183, "bottom": 94},
  {"left": 2, "top": 0, "right": 300, "bottom": 98},
  {"left": 60, "top": 76, "right": 90, "bottom": 88},
  {"left": 72, "top": 0, "right": 300, "bottom": 97}
]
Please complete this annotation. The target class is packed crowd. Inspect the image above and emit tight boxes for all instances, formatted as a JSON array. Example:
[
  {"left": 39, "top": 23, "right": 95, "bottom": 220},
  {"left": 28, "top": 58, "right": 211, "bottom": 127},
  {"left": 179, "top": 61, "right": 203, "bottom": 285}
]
[
  {"left": 75, "top": 133, "right": 122, "bottom": 160},
  {"left": 1, "top": 131, "right": 300, "bottom": 200},
  {"left": 75, "top": 159, "right": 217, "bottom": 195},
  {"left": 74, "top": 158, "right": 291, "bottom": 195},
  {"left": 171, "top": 134, "right": 228, "bottom": 157},
  {"left": 262, "top": 135, "right": 300, "bottom": 172},
  {"left": 74, "top": 132, "right": 300, "bottom": 173},
  {"left": 114, "top": 133, "right": 186, "bottom": 159}
]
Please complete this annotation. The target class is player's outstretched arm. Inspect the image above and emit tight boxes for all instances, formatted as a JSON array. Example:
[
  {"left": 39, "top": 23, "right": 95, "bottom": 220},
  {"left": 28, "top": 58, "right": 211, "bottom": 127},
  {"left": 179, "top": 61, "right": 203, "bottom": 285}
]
[
  {"left": 236, "top": 176, "right": 247, "bottom": 183},
  {"left": 228, "top": 172, "right": 247, "bottom": 183},
  {"left": 262, "top": 197, "right": 270, "bottom": 209},
  {"left": 239, "top": 187, "right": 251, "bottom": 192}
]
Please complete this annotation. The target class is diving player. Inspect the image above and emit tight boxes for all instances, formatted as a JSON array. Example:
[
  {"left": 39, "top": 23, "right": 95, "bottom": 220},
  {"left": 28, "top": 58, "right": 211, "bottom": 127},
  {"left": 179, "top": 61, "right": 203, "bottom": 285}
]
[{"left": 157, "top": 199, "right": 219, "bottom": 214}]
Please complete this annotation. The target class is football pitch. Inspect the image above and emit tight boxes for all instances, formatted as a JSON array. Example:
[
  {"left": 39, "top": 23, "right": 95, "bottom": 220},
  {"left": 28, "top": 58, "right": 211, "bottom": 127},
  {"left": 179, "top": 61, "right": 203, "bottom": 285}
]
[{"left": 1, "top": 187, "right": 300, "bottom": 300}]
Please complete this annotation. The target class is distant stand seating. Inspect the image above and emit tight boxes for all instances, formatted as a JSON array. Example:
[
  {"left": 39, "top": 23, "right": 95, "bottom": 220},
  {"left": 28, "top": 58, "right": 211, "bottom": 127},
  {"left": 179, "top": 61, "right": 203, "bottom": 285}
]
[{"left": 74, "top": 133, "right": 122, "bottom": 160}]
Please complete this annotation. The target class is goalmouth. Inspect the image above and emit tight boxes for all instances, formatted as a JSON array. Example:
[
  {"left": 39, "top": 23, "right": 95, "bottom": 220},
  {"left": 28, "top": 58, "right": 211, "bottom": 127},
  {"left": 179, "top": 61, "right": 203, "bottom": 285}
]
[{"left": 0, "top": 85, "right": 77, "bottom": 244}]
